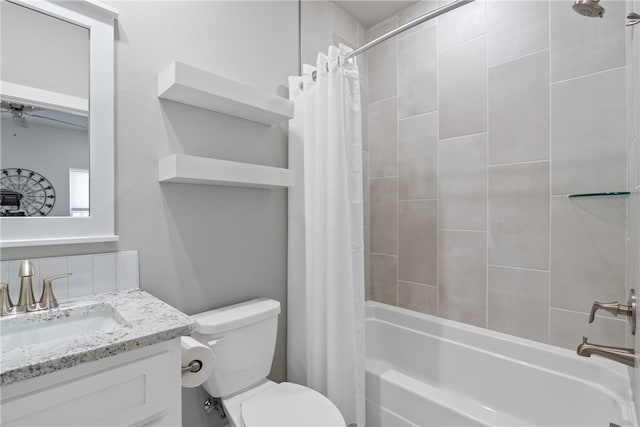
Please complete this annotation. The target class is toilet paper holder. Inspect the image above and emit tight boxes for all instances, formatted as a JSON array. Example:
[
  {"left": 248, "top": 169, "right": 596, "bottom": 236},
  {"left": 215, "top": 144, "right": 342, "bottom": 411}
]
[{"left": 181, "top": 359, "right": 203, "bottom": 374}]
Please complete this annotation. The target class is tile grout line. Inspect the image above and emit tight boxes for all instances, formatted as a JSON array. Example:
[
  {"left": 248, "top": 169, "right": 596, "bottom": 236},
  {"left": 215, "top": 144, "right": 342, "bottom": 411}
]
[
  {"left": 547, "top": 0, "right": 553, "bottom": 345},
  {"left": 399, "top": 279, "right": 438, "bottom": 289},
  {"left": 488, "top": 159, "right": 550, "bottom": 168},
  {"left": 488, "top": 264, "right": 550, "bottom": 274},
  {"left": 550, "top": 64, "right": 627, "bottom": 86},
  {"left": 485, "top": 0, "right": 490, "bottom": 330},
  {"left": 488, "top": 47, "right": 550, "bottom": 70},
  {"left": 435, "top": 7, "right": 440, "bottom": 318},
  {"left": 395, "top": 12, "right": 400, "bottom": 308}
]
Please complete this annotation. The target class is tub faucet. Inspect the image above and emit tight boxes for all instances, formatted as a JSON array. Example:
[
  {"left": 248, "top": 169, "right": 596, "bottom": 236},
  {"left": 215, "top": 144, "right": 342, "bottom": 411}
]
[{"left": 577, "top": 337, "right": 636, "bottom": 367}]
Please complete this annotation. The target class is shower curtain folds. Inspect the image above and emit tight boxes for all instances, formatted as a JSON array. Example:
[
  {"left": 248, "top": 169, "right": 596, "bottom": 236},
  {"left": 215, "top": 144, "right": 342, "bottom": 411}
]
[{"left": 287, "top": 45, "right": 365, "bottom": 427}]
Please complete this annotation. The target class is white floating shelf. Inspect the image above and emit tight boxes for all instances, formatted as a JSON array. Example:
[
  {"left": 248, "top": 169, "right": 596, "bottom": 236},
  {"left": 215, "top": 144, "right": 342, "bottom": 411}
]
[
  {"left": 158, "top": 154, "right": 294, "bottom": 189},
  {"left": 157, "top": 61, "right": 293, "bottom": 125}
]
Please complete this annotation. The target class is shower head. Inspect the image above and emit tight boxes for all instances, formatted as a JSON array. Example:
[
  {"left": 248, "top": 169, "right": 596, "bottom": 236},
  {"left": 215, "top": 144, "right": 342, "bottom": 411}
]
[{"left": 572, "top": 0, "right": 605, "bottom": 18}]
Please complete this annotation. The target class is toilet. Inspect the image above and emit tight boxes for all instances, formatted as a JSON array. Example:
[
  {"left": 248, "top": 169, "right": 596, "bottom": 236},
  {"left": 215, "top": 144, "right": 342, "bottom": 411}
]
[{"left": 191, "top": 298, "right": 346, "bottom": 427}]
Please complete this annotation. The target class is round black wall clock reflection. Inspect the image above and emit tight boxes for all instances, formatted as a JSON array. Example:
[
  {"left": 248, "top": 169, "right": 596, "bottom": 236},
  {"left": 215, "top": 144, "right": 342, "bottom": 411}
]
[{"left": 0, "top": 168, "right": 56, "bottom": 216}]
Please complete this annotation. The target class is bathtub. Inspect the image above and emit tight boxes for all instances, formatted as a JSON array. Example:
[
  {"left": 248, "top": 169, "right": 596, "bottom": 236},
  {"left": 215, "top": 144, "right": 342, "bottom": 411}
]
[{"left": 365, "top": 301, "right": 637, "bottom": 427}]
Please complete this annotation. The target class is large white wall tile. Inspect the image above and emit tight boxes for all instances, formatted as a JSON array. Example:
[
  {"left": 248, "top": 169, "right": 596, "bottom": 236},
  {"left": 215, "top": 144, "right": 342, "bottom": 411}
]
[
  {"left": 370, "top": 177, "right": 398, "bottom": 255},
  {"left": 488, "top": 266, "right": 549, "bottom": 343},
  {"left": 370, "top": 253, "right": 398, "bottom": 305},
  {"left": 439, "top": 133, "right": 487, "bottom": 230},
  {"left": 550, "top": 308, "right": 626, "bottom": 350},
  {"left": 363, "top": 153, "right": 370, "bottom": 226},
  {"left": 438, "top": 230, "right": 487, "bottom": 327},
  {"left": 0, "top": 262, "right": 8, "bottom": 287},
  {"left": 364, "top": 226, "right": 371, "bottom": 300},
  {"left": 550, "top": 196, "right": 626, "bottom": 313},
  {"left": 6, "top": 261, "right": 22, "bottom": 302},
  {"left": 551, "top": 67, "right": 627, "bottom": 195},
  {"left": 438, "top": 0, "right": 486, "bottom": 51},
  {"left": 398, "top": 281, "right": 437, "bottom": 315},
  {"left": 367, "top": 16, "right": 398, "bottom": 103},
  {"left": 369, "top": 98, "right": 398, "bottom": 178},
  {"left": 439, "top": 36, "right": 487, "bottom": 139},
  {"left": 399, "top": 112, "right": 438, "bottom": 200},
  {"left": 489, "top": 161, "right": 550, "bottom": 270},
  {"left": 117, "top": 251, "right": 140, "bottom": 290},
  {"left": 487, "top": 0, "right": 549, "bottom": 66},
  {"left": 361, "top": 77, "right": 369, "bottom": 151},
  {"left": 489, "top": 50, "right": 549, "bottom": 164},
  {"left": 398, "top": 26, "right": 437, "bottom": 118},
  {"left": 39, "top": 257, "right": 69, "bottom": 300},
  {"left": 67, "top": 255, "right": 93, "bottom": 298},
  {"left": 550, "top": 0, "right": 626, "bottom": 82},
  {"left": 398, "top": 200, "right": 437, "bottom": 286},
  {"left": 93, "top": 253, "right": 116, "bottom": 294}
]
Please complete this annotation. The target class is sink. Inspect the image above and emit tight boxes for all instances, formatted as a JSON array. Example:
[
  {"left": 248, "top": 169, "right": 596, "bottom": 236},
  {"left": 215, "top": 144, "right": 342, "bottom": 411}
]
[{"left": 1, "top": 304, "right": 125, "bottom": 352}]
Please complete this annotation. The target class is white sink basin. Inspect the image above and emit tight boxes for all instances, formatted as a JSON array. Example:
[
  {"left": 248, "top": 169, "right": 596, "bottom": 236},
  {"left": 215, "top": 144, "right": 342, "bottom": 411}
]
[{"left": 1, "top": 304, "right": 124, "bottom": 352}]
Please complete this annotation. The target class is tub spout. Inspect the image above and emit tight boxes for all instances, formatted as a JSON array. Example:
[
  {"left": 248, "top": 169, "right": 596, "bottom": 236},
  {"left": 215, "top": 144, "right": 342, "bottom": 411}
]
[{"left": 577, "top": 337, "right": 636, "bottom": 367}]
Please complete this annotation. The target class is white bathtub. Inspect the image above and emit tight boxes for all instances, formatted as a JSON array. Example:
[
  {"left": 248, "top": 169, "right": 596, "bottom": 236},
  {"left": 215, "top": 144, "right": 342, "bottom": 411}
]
[{"left": 365, "top": 301, "right": 637, "bottom": 427}]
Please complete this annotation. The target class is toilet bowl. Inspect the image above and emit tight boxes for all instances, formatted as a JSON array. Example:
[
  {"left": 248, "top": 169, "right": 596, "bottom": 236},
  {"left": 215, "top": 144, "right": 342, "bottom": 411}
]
[{"left": 191, "top": 298, "right": 346, "bottom": 427}]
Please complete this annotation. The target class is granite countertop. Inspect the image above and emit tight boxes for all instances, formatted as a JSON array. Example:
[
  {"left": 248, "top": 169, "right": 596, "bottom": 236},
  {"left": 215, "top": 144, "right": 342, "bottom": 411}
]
[{"left": 0, "top": 289, "right": 195, "bottom": 386}]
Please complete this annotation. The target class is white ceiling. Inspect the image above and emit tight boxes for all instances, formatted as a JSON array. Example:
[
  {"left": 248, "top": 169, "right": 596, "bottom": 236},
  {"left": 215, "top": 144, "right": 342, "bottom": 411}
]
[{"left": 333, "top": 1, "right": 420, "bottom": 27}]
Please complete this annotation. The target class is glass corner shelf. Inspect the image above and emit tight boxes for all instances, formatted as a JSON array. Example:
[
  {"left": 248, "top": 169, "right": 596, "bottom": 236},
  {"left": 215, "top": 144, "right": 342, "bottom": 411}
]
[{"left": 568, "top": 191, "right": 631, "bottom": 198}]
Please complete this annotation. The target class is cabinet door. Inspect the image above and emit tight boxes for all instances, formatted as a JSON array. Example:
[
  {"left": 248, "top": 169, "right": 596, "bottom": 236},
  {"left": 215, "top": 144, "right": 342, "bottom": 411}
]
[{"left": 2, "top": 346, "right": 179, "bottom": 426}]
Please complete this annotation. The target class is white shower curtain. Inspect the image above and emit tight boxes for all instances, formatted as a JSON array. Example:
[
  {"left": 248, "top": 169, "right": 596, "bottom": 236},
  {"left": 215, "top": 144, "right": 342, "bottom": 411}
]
[{"left": 287, "top": 45, "right": 365, "bottom": 427}]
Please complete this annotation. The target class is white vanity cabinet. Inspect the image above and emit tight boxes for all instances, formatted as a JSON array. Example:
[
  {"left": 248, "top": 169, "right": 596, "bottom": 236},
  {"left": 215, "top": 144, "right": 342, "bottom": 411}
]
[{"left": 1, "top": 338, "right": 182, "bottom": 426}]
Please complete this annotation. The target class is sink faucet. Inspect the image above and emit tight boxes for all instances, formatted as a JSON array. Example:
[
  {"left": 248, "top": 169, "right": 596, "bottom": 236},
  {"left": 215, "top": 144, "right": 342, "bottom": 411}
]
[
  {"left": 577, "top": 337, "right": 636, "bottom": 367},
  {"left": 0, "top": 260, "right": 72, "bottom": 316},
  {"left": 15, "top": 260, "right": 37, "bottom": 313}
]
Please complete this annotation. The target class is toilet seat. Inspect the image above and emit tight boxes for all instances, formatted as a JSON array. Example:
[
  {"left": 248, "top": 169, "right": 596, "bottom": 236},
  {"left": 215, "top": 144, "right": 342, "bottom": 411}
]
[{"left": 240, "top": 382, "right": 346, "bottom": 427}]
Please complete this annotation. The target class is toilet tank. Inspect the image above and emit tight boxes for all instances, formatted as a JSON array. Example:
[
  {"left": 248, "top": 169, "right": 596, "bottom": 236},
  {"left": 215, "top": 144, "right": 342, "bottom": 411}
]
[{"left": 191, "top": 298, "right": 281, "bottom": 398}]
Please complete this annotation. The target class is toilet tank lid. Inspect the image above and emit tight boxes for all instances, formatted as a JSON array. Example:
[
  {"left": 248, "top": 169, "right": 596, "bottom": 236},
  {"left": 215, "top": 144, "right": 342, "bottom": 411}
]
[{"left": 192, "top": 298, "right": 281, "bottom": 335}]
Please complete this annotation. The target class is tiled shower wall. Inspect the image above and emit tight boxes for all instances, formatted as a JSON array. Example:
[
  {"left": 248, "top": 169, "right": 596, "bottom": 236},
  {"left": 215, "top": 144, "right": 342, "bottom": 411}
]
[
  {"left": 366, "top": 0, "right": 631, "bottom": 349},
  {"left": 628, "top": 0, "right": 640, "bottom": 414}
]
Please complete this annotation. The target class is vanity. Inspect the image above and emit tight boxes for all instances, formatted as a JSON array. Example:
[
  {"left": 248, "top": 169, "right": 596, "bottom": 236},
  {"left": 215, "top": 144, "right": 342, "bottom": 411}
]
[{"left": 1, "top": 289, "right": 194, "bottom": 426}]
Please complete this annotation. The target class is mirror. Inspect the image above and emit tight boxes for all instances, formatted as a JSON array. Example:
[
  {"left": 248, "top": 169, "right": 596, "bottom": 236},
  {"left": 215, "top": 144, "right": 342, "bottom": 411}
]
[
  {"left": 1, "top": 1, "right": 89, "bottom": 217},
  {"left": 0, "top": 0, "right": 118, "bottom": 246}
]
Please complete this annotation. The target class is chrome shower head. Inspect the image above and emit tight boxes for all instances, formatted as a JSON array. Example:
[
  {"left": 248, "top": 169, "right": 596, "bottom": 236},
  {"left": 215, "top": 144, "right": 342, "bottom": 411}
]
[{"left": 572, "top": 0, "right": 605, "bottom": 18}]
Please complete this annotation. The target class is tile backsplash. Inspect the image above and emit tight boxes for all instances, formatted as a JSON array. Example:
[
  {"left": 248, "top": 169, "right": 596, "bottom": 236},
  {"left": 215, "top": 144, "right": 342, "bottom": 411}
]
[{"left": 0, "top": 251, "right": 139, "bottom": 302}]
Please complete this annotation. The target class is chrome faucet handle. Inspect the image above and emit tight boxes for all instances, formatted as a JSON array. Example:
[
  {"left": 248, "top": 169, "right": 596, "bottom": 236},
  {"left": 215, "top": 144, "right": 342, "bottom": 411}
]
[
  {"left": 588, "top": 301, "right": 632, "bottom": 323},
  {"left": 0, "top": 283, "right": 15, "bottom": 316},
  {"left": 38, "top": 273, "right": 72, "bottom": 310}
]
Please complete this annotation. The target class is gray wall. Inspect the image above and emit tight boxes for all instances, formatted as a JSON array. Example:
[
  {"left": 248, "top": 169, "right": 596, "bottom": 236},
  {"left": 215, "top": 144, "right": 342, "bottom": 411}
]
[
  {"left": 1, "top": 2, "right": 298, "bottom": 426},
  {"left": 365, "top": 0, "right": 630, "bottom": 350}
]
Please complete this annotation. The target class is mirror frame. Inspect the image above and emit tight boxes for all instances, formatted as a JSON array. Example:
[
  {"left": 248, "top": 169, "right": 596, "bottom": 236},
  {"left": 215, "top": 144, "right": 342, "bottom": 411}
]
[{"left": 0, "top": 0, "right": 119, "bottom": 247}]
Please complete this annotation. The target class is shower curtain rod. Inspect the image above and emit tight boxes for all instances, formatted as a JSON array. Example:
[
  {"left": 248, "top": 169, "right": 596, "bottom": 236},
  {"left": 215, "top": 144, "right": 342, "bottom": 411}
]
[{"left": 345, "top": 0, "right": 475, "bottom": 60}]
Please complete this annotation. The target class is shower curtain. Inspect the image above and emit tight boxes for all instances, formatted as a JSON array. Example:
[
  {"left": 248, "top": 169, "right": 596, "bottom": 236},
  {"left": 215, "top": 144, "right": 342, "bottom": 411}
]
[{"left": 287, "top": 45, "right": 365, "bottom": 427}]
